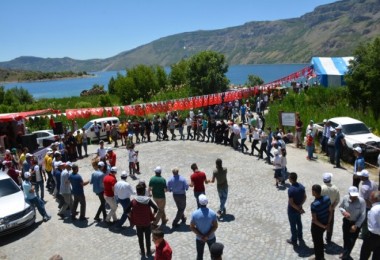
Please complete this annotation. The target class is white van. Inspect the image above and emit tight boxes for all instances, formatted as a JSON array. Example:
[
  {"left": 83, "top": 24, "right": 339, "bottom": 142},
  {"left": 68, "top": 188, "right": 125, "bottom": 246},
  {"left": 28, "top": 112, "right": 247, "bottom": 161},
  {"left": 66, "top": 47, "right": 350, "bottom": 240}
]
[{"left": 77, "top": 117, "right": 120, "bottom": 142}]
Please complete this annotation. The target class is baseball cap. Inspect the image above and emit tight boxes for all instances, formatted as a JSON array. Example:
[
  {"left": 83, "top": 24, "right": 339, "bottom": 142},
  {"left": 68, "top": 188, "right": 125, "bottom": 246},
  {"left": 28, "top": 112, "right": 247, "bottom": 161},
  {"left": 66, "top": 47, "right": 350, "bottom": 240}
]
[
  {"left": 99, "top": 140, "right": 104, "bottom": 143},
  {"left": 107, "top": 148, "right": 113, "bottom": 153},
  {"left": 348, "top": 186, "right": 359, "bottom": 197},
  {"left": 24, "top": 171, "right": 31, "bottom": 178},
  {"left": 121, "top": 171, "right": 128, "bottom": 178},
  {"left": 335, "top": 124, "right": 342, "bottom": 130},
  {"left": 323, "top": 119, "right": 327, "bottom": 123},
  {"left": 98, "top": 161, "right": 105, "bottom": 167},
  {"left": 357, "top": 170, "right": 369, "bottom": 178},
  {"left": 65, "top": 161, "right": 73, "bottom": 167},
  {"left": 47, "top": 151, "right": 53, "bottom": 155},
  {"left": 154, "top": 166, "right": 162, "bottom": 173},
  {"left": 26, "top": 153, "right": 32, "bottom": 158},
  {"left": 329, "top": 127, "right": 336, "bottom": 132},
  {"left": 110, "top": 166, "right": 117, "bottom": 173},
  {"left": 198, "top": 194, "right": 208, "bottom": 206},
  {"left": 323, "top": 172, "right": 332, "bottom": 183},
  {"left": 353, "top": 147, "right": 362, "bottom": 153}
]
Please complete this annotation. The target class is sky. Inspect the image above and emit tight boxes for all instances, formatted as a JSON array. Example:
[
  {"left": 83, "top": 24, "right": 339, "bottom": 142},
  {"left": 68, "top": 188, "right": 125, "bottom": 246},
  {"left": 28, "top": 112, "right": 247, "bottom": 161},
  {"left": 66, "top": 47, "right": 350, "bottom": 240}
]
[{"left": 0, "top": 0, "right": 338, "bottom": 62}]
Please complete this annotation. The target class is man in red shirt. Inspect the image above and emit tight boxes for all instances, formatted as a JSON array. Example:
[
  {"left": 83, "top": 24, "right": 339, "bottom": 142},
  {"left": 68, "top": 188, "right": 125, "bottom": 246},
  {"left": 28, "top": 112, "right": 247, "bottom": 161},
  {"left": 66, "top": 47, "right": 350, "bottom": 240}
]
[
  {"left": 189, "top": 163, "right": 209, "bottom": 208},
  {"left": 152, "top": 229, "right": 172, "bottom": 260},
  {"left": 103, "top": 166, "right": 118, "bottom": 224},
  {"left": 106, "top": 148, "right": 117, "bottom": 167}
]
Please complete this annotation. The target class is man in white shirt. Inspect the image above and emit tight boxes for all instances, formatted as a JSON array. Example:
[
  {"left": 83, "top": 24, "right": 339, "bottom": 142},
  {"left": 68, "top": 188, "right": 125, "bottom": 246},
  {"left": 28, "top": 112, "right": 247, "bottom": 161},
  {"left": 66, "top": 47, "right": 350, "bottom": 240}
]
[
  {"left": 321, "top": 172, "right": 340, "bottom": 244},
  {"left": 359, "top": 191, "right": 380, "bottom": 259},
  {"left": 113, "top": 171, "right": 135, "bottom": 230},
  {"left": 58, "top": 162, "right": 73, "bottom": 218},
  {"left": 97, "top": 140, "right": 107, "bottom": 160}
]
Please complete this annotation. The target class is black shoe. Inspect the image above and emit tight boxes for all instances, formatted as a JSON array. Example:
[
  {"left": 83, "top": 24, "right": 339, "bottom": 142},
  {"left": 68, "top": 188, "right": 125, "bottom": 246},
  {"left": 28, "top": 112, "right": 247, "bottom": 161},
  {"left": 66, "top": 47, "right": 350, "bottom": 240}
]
[
  {"left": 286, "top": 239, "right": 297, "bottom": 246},
  {"left": 94, "top": 217, "right": 102, "bottom": 222},
  {"left": 79, "top": 217, "right": 88, "bottom": 221},
  {"left": 71, "top": 216, "right": 77, "bottom": 221},
  {"left": 57, "top": 213, "right": 65, "bottom": 219},
  {"left": 171, "top": 223, "right": 180, "bottom": 229}
]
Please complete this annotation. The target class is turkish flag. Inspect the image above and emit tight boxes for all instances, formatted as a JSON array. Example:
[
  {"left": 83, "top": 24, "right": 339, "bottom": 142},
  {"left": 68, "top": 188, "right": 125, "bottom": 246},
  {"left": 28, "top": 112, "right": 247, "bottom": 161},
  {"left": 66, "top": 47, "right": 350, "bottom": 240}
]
[
  {"left": 105, "top": 107, "right": 113, "bottom": 117},
  {"left": 49, "top": 118, "right": 56, "bottom": 128},
  {"left": 113, "top": 106, "right": 121, "bottom": 116}
]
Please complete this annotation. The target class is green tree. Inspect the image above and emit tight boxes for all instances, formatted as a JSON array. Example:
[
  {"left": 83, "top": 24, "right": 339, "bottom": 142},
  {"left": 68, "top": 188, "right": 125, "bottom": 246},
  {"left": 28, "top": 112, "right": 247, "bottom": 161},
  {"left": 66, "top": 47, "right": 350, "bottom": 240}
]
[
  {"left": 169, "top": 59, "right": 188, "bottom": 87},
  {"left": 154, "top": 65, "right": 168, "bottom": 90},
  {"left": 246, "top": 74, "right": 264, "bottom": 86},
  {"left": 0, "top": 86, "right": 4, "bottom": 104},
  {"left": 345, "top": 37, "right": 380, "bottom": 119},
  {"left": 98, "top": 94, "right": 112, "bottom": 107},
  {"left": 187, "top": 51, "right": 229, "bottom": 96},
  {"left": 108, "top": 76, "right": 117, "bottom": 95}
]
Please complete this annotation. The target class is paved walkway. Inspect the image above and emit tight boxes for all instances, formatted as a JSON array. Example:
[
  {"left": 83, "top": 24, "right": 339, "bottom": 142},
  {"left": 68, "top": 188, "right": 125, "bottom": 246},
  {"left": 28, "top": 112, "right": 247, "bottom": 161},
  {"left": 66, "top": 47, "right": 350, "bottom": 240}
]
[{"left": 0, "top": 138, "right": 372, "bottom": 260}]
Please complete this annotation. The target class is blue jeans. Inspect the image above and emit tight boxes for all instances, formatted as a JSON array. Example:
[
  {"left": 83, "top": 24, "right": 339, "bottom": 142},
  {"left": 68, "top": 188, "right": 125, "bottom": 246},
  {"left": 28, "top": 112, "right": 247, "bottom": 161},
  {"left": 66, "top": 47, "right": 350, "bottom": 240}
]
[
  {"left": 288, "top": 210, "right": 303, "bottom": 243},
  {"left": 28, "top": 196, "right": 48, "bottom": 218},
  {"left": 116, "top": 198, "right": 131, "bottom": 228},
  {"left": 335, "top": 148, "right": 342, "bottom": 167},
  {"left": 196, "top": 237, "right": 216, "bottom": 260},
  {"left": 34, "top": 180, "right": 44, "bottom": 200},
  {"left": 217, "top": 187, "right": 228, "bottom": 213},
  {"left": 306, "top": 145, "right": 314, "bottom": 159}
]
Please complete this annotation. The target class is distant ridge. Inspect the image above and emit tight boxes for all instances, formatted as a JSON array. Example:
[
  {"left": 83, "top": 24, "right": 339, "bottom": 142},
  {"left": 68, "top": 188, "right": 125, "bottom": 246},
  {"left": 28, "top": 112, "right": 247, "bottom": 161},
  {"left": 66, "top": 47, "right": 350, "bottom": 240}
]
[{"left": 0, "top": 0, "right": 379, "bottom": 72}]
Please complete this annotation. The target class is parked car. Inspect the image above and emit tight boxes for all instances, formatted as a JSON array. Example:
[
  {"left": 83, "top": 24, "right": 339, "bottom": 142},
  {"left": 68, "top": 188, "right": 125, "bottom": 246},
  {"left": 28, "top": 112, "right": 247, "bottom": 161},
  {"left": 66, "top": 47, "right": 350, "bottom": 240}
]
[
  {"left": 74, "top": 117, "right": 120, "bottom": 142},
  {"left": 31, "top": 130, "right": 59, "bottom": 147},
  {"left": 316, "top": 117, "right": 380, "bottom": 162},
  {"left": 0, "top": 171, "right": 36, "bottom": 236}
]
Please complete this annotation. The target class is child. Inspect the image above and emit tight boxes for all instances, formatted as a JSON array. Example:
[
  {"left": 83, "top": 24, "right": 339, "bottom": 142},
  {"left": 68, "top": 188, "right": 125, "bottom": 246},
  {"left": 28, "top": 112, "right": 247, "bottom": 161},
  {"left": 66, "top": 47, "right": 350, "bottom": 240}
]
[
  {"left": 128, "top": 145, "right": 137, "bottom": 176},
  {"left": 306, "top": 130, "right": 314, "bottom": 160},
  {"left": 135, "top": 150, "right": 140, "bottom": 174}
]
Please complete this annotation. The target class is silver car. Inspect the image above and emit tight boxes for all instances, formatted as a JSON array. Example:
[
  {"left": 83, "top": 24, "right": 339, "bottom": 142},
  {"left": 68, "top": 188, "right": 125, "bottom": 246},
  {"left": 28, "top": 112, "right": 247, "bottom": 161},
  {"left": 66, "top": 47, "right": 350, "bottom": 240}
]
[{"left": 0, "top": 171, "right": 35, "bottom": 236}]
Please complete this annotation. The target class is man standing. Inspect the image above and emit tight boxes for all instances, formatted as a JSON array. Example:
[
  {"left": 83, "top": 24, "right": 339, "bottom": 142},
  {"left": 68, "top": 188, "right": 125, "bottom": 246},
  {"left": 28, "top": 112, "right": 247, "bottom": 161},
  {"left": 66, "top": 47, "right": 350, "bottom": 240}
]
[
  {"left": 190, "top": 194, "right": 218, "bottom": 260},
  {"left": 111, "top": 124, "right": 119, "bottom": 147},
  {"left": 295, "top": 114, "right": 303, "bottom": 148},
  {"left": 321, "top": 172, "right": 340, "bottom": 244},
  {"left": 359, "top": 191, "right": 380, "bottom": 260},
  {"left": 69, "top": 164, "right": 89, "bottom": 221},
  {"left": 113, "top": 171, "right": 135, "bottom": 230},
  {"left": 106, "top": 148, "right": 117, "bottom": 167},
  {"left": 211, "top": 158, "right": 228, "bottom": 217},
  {"left": 103, "top": 166, "right": 118, "bottom": 224},
  {"left": 167, "top": 167, "right": 188, "bottom": 229},
  {"left": 310, "top": 184, "right": 332, "bottom": 260},
  {"left": 90, "top": 161, "right": 107, "bottom": 222},
  {"left": 152, "top": 229, "right": 173, "bottom": 260},
  {"left": 58, "top": 162, "right": 73, "bottom": 219},
  {"left": 190, "top": 163, "right": 209, "bottom": 208},
  {"left": 353, "top": 147, "right": 365, "bottom": 188},
  {"left": 339, "top": 186, "right": 366, "bottom": 259},
  {"left": 75, "top": 130, "right": 83, "bottom": 159},
  {"left": 22, "top": 171, "right": 51, "bottom": 222},
  {"left": 334, "top": 125, "right": 346, "bottom": 168},
  {"left": 287, "top": 172, "right": 307, "bottom": 246},
  {"left": 149, "top": 166, "right": 168, "bottom": 228}
]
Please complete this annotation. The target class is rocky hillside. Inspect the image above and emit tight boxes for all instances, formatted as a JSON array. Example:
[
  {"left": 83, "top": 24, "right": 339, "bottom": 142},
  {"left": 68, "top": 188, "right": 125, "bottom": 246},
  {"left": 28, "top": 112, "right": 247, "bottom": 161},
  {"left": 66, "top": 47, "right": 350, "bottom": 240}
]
[{"left": 0, "top": 0, "right": 379, "bottom": 72}]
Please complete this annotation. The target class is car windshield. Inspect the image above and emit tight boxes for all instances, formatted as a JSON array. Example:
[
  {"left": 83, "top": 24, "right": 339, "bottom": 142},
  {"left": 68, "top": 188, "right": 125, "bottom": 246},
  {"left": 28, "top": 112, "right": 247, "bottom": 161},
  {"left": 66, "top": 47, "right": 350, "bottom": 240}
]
[
  {"left": 0, "top": 178, "right": 21, "bottom": 198},
  {"left": 82, "top": 121, "right": 93, "bottom": 130},
  {"left": 342, "top": 123, "right": 370, "bottom": 135}
]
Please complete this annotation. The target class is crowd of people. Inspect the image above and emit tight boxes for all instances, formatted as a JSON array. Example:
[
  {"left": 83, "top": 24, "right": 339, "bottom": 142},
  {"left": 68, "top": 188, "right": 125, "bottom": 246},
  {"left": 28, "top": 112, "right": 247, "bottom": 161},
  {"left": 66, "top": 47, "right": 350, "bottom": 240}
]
[{"left": 1, "top": 98, "right": 380, "bottom": 259}]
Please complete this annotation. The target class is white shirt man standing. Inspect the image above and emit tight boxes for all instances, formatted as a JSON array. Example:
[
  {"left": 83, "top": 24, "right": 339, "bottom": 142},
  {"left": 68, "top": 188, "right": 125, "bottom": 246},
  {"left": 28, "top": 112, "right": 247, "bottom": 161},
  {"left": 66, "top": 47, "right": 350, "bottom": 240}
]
[{"left": 113, "top": 171, "right": 135, "bottom": 230}]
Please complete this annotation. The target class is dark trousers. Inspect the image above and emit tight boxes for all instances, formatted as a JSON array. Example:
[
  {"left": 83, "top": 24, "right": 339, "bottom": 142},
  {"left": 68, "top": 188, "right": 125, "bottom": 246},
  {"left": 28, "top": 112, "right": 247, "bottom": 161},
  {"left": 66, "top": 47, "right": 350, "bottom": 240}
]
[
  {"left": 325, "top": 210, "right": 335, "bottom": 242},
  {"left": 360, "top": 231, "right": 380, "bottom": 260},
  {"left": 95, "top": 192, "right": 107, "bottom": 219},
  {"left": 116, "top": 198, "right": 131, "bottom": 228},
  {"left": 136, "top": 225, "right": 152, "bottom": 255},
  {"left": 72, "top": 194, "right": 86, "bottom": 218},
  {"left": 259, "top": 142, "right": 268, "bottom": 159},
  {"left": 328, "top": 145, "right": 335, "bottom": 164},
  {"left": 288, "top": 210, "right": 303, "bottom": 243},
  {"left": 342, "top": 218, "right": 361, "bottom": 259},
  {"left": 187, "top": 126, "right": 193, "bottom": 139},
  {"left": 172, "top": 194, "right": 186, "bottom": 225},
  {"left": 76, "top": 144, "right": 82, "bottom": 158},
  {"left": 196, "top": 237, "right": 216, "bottom": 260},
  {"left": 46, "top": 171, "right": 54, "bottom": 190},
  {"left": 251, "top": 139, "right": 260, "bottom": 155},
  {"left": 311, "top": 223, "right": 326, "bottom": 260},
  {"left": 335, "top": 149, "right": 342, "bottom": 167},
  {"left": 194, "top": 191, "right": 205, "bottom": 209}
]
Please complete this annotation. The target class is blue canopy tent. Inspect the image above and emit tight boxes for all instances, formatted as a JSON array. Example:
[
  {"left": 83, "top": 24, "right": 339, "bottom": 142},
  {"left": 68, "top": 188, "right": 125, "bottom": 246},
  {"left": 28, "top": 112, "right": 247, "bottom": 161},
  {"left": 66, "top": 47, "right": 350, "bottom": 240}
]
[{"left": 311, "top": 57, "right": 354, "bottom": 87}]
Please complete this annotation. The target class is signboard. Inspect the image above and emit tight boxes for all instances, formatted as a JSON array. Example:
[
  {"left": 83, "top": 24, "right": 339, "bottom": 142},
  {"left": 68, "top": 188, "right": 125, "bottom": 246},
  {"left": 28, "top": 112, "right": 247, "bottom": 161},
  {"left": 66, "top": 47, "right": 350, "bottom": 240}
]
[{"left": 281, "top": 112, "right": 296, "bottom": 127}]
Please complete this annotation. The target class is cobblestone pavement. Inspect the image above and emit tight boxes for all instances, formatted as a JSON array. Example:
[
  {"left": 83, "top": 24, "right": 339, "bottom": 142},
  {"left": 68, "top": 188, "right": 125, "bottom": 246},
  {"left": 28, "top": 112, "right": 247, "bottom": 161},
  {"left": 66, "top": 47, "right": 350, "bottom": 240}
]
[{"left": 0, "top": 137, "right": 371, "bottom": 260}]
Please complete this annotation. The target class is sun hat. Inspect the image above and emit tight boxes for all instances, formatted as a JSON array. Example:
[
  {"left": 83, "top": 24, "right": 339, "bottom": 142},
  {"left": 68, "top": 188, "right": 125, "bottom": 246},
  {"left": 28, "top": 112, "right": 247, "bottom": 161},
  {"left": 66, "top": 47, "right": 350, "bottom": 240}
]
[
  {"left": 323, "top": 172, "right": 332, "bottom": 183},
  {"left": 357, "top": 170, "right": 369, "bottom": 178},
  {"left": 198, "top": 194, "right": 208, "bottom": 206},
  {"left": 348, "top": 186, "right": 359, "bottom": 197}
]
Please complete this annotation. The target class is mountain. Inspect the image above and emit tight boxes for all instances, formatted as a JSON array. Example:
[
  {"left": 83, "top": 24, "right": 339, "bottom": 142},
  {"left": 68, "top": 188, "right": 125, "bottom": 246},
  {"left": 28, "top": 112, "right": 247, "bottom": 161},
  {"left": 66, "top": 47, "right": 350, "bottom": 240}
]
[{"left": 0, "top": 0, "right": 379, "bottom": 72}]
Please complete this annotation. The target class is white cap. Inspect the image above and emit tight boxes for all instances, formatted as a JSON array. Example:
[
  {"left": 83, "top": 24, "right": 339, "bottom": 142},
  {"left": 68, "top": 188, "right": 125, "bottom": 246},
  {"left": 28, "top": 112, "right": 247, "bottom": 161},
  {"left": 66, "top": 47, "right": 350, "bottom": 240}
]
[
  {"left": 121, "top": 171, "right": 128, "bottom": 178},
  {"left": 323, "top": 119, "right": 327, "bottom": 123},
  {"left": 335, "top": 124, "right": 342, "bottom": 130},
  {"left": 154, "top": 166, "right": 162, "bottom": 173},
  {"left": 47, "top": 151, "right": 53, "bottom": 155},
  {"left": 24, "top": 171, "right": 31, "bottom": 178},
  {"left": 57, "top": 161, "right": 65, "bottom": 167},
  {"left": 54, "top": 151, "right": 61, "bottom": 155},
  {"left": 65, "top": 161, "right": 73, "bottom": 167},
  {"left": 110, "top": 166, "right": 117, "bottom": 173},
  {"left": 47, "top": 148, "right": 53, "bottom": 152},
  {"left": 98, "top": 161, "right": 105, "bottom": 167},
  {"left": 26, "top": 153, "right": 32, "bottom": 157},
  {"left": 199, "top": 194, "right": 208, "bottom": 206},
  {"left": 329, "top": 127, "right": 336, "bottom": 132},
  {"left": 348, "top": 186, "right": 359, "bottom": 197},
  {"left": 277, "top": 133, "right": 282, "bottom": 138},
  {"left": 353, "top": 147, "right": 362, "bottom": 153},
  {"left": 323, "top": 172, "right": 332, "bottom": 183},
  {"left": 107, "top": 148, "right": 113, "bottom": 153},
  {"left": 273, "top": 149, "right": 279, "bottom": 155},
  {"left": 357, "top": 170, "right": 369, "bottom": 178}
]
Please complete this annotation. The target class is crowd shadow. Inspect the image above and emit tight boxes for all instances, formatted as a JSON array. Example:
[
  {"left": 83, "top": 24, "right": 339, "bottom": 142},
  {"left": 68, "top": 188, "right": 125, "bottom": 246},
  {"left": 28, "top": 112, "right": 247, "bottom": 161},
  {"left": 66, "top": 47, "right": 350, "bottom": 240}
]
[
  {"left": 0, "top": 221, "right": 42, "bottom": 247},
  {"left": 292, "top": 242, "right": 314, "bottom": 258},
  {"left": 325, "top": 241, "right": 343, "bottom": 255},
  {"left": 278, "top": 183, "right": 291, "bottom": 191}
]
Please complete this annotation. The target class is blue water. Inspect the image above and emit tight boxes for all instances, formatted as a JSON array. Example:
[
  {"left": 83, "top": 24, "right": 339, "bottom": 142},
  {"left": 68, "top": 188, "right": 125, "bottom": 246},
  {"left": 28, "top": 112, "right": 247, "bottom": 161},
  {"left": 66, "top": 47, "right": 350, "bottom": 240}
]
[{"left": 2, "top": 64, "right": 308, "bottom": 99}]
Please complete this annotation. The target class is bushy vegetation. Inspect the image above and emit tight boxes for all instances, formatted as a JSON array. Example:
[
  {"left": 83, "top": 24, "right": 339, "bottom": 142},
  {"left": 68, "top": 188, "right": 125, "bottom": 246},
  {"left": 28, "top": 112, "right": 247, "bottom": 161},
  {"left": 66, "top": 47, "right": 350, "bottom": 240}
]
[{"left": 0, "top": 68, "right": 88, "bottom": 82}]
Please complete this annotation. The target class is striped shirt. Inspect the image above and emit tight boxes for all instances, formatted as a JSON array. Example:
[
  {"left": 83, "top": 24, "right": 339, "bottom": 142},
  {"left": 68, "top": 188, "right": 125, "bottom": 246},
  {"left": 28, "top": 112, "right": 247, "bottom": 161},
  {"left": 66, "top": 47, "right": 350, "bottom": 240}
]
[{"left": 311, "top": 195, "right": 331, "bottom": 225}]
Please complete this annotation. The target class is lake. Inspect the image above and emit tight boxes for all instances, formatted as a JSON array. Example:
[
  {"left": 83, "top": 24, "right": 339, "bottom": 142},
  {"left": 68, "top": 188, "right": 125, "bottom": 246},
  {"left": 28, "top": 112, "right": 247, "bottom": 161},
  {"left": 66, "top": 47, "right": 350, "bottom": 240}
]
[{"left": 2, "top": 64, "right": 308, "bottom": 99}]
